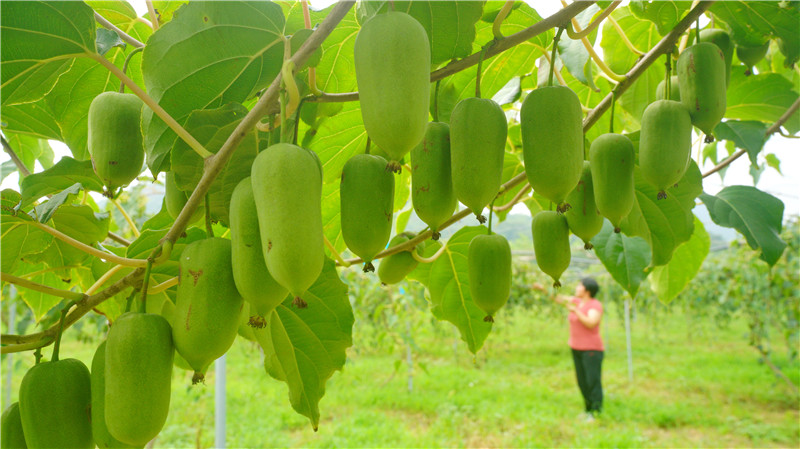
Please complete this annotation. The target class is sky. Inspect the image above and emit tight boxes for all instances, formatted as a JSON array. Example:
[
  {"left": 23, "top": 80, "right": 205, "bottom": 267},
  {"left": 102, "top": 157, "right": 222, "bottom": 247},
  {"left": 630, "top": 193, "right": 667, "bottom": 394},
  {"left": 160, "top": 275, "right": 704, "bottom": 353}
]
[{"left": 2, "top": 0, "right": 798, "bottom": 219}]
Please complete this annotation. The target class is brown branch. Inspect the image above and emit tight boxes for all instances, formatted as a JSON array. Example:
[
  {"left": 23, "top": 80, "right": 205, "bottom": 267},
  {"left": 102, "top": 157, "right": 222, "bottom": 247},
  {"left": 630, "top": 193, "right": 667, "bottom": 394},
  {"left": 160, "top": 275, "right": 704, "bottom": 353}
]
[
  {"left": 1, "top": 136, "right": 32, "bottom": 177},
  {"left": 702, "top": 96, "right": 800, "bottom": 178},
  {"left": 106, "top": 231, "right": 132, "bottom": 246},
  {"left": 162, "top": 0, "right": 356, "bottom": 245},
  {"left": 1, "top": 268, "right": 144, "bottom": 351},
  {"left": 306, "top": 1, "right": 596, "bottom": 104},
  {"left": 582, "top": 1, "right": 715, "bottom": 132},
  {"left": 94, "top": 12, "right": 145, "bottom": 48}
]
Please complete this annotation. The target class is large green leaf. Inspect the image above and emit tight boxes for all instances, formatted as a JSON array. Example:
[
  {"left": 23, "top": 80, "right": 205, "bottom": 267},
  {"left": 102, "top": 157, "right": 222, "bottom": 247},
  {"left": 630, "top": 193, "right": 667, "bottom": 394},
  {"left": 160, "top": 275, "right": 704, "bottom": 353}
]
[
  {"left": 700, "top": 186, "right": 786, "bottom": 266},
  {"left": 170, "top": 103, "right": 257, "bottom": 226},
  {"left": 255, "top": 259, "right": 353, "bottom": 431},
  {"left": 1, "top": 190, "right": 54, "bottom": 275},
  {"left": 649, "top": 216, "right": 710, "bottom": 303},
  {"left": 407, "top": 225, "right": 493, "bottom": 354},
  {"left": 710, "top": 1, "right": 800, "bottom": 56},
  {"left": 0, "top": 1, "right": 96, "bottom": 105},
  {"left": 19, "top": 157, "right": 104, "bottom": 207},
  {"left": 321, "top": 181, "right": 347, "bottom": 257},
  {"left": 629, "top": 1, "right": 692, "bottom": 36},
  {"left": 308, "top": 101, "right": 368, "bottom": 184},
  {"left": 725, "top": 67, "right": 800, "bottom": 134},
  {"left": 621, "top": 161, "right": 703, "bottom": 267},
  {"left": 0, "top": 101, "right": 63, "bottom": 141},
  {"left": 141, "top": 1, "right": 285, "bottom": 173},
  {"left": 591, "top": 221, "right": 651, "bottom": 298},
  {"left": 1, "top": 133, "right": 54, "bottom": 176},
  {"left": 713, "top": 120, "right": 769, "bottom": 165},
  {"left": 602, "top": 7, "right": 663, "bottom": 125},
  {"left": 557, "top": 4, "right": 600, "bottom": 88},
  {"left": 12, "top": 262, "right": 69, "bottom": 322}
]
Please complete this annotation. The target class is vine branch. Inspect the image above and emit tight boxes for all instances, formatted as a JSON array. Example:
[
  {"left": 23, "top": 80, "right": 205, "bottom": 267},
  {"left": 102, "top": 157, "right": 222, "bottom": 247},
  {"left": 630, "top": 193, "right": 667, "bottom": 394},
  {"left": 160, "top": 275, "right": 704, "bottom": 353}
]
[
  {"left": 30, "top": 221, "right": 148, "bottom": 268},
  {"left": 1, "top": 272, "right": 86, "bottom": 303},
  {"left": 565, "top": 0, "right": 620, "bottom": 40},
  {"left": 1, "top": 136, "right": 31, "bottom": 177},
  {"left": 702, "top": 97, "right": 800, "bottom": 178},
  {"left": 94, "top": 12, "right": 145, "bottom": 48}
]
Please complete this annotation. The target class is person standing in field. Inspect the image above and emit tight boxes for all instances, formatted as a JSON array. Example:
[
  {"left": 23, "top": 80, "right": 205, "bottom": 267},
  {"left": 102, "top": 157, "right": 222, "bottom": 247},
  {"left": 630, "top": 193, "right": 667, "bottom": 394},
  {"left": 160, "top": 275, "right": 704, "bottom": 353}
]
[{"left": 534, "top": 277, "right": 604, "bottom": 421}]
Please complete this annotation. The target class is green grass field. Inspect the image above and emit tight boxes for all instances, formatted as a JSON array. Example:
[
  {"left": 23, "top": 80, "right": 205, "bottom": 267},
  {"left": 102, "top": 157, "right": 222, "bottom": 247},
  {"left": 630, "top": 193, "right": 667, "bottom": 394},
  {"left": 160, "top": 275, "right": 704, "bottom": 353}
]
[{"left": 4, "top": 302, "right": 798, "bottom": 448}]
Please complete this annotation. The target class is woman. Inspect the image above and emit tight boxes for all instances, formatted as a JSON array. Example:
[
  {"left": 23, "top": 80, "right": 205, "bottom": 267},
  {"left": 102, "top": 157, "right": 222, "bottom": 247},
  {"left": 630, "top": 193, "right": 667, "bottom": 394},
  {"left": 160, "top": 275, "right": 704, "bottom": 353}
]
[{"left": 534, "top": 278, "right": 604, "bottom": 420}]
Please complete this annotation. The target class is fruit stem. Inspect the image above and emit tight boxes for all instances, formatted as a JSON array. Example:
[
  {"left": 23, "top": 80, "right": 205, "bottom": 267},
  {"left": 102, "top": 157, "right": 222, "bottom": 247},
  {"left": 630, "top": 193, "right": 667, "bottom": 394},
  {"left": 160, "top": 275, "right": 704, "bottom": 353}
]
[
  {"left": 52, "top": 301, "right": 75, "bottom": 362},
  {"left": 433, "top": 80, "right": 441, "bottom": 122},
  {"left": 492, "top": 1, "right": 515, "bottom": 40},
  {"left": 124, "top": 288, "right": 138, "bottom": 313},
  {"left": 119, "top": 47, "right": 144, "bottom": 93},
  {"left": 411, "top": 243, "right": 447, "bottom": 264},
  {"left": 548, "top": 27, "right": 565, "bottom": 87},
  {"left": 139, "top": 258, "right": 154, "bottom": 313},
  {"left": 475, "top": 45, "right": 489, "bottom": 98},
  {"left": 365, "top": 137, "right": 371, "bottom": 155},
  {"left": 293, "top": 97, "right": 306, "bottom": 146},
  {"left": 323, "top": 234, "right": 350, "bottom": 267},
  {"left": 487, "top": 199, "right": 496, "bottom": 234},
  {"left": 34, "top": 348, "right": 43, "bottom": 364},
  {"left": 204, "top": 194, "right": 214, "bottom": 238}
]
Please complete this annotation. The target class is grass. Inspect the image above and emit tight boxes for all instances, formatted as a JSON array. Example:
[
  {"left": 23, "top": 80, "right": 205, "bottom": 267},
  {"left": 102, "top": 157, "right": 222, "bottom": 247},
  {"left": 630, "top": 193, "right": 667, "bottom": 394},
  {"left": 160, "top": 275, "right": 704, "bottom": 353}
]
[{"left": 3, "top": 301, "right": 798, "bottom": 448}]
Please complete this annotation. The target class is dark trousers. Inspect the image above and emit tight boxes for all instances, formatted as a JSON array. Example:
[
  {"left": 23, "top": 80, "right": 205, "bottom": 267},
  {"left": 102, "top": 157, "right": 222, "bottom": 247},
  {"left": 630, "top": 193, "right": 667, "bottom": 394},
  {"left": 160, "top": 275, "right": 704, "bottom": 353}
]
[{"left": 571, "top": 349, "right": 604, "bottom": 413}]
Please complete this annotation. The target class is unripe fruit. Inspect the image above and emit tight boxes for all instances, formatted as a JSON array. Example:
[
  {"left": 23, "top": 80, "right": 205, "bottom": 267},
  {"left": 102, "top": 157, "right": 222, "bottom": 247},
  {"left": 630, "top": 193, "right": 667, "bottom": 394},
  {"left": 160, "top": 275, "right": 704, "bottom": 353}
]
[
  {"left": 230, "top": 177, "right": 289, "bottom": 325},
  {"left": 521, "top": 86, "right": 584, "bottom": 212},
  {"left": 589, "top": 133, "right": 635, "bottom": 232},
  {"left": 355, "top": 12, "right": 430, "bottom": 170},
  {"left": 532, "top": 211, "right": 571, "bottom": 288},
  {"left": 340, "top": 154, "right": 395, "bottom": 271},
  {"left": 19, "top": 358, "right": 93, "bottom": 448},
  {"left": 677, "top": 42, "right": 727, "bottom": 137},
  {"left": 251, "top": 143, "right": 324, "bottom": 306},
  {"left": 699, "top": 29, "right": 733, "bottom": 86},
  {"left": 237, "top": 302, "right": 258, "bottom": 342},
  {"left": 468, "top": 234, "right": 512, "bottom": 322},
  {"left": 173, "top": 238, "right": 243, "bottom": 383},
  {"left": 450, "top": 97, "right": 507, "bottom": 221},
  {"left": 165, "top": 171, "right": 202, "bottom": 224},
  {"left": 737, "top": 42, "right": 769, "bottom": 74},
  {"left": 1, "top": 403, "right": 27, "bottom": 449},
  {"left": 564, "top": 162, "right": 603, "bottom": 248},
  {"left": 157, "top": 300, "right": 194, "bottom": 371},
  {"left": 411, "top": 122, "right": 457, "bottom": 239},
  {"left": 88, "top": 92, "right": 145, "bottom": 192},
  {"left": 105, "top": 312, "right": 173, "bottom": 446},
  {"left": 656, "top": 76, "right": 681, "bottom": 102},
  {"left": 91, "top": 342, "right": 139, "bottom": 449},
  {"left": 639, "top": 100, "right": 693, "bottom": 199},
  {"left": 378, "top": 233, "right": 423, "bottom": 285}
]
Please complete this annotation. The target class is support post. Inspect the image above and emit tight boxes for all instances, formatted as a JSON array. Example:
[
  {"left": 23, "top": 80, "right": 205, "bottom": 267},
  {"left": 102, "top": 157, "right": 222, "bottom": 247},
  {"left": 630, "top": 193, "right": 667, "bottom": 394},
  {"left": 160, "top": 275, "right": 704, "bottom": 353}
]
[
  {"left": 624, "top": 297, "right": 634, "bottom": 382},
  {"left": 215, "top": 355, "right": 226, "bottom": 448}
]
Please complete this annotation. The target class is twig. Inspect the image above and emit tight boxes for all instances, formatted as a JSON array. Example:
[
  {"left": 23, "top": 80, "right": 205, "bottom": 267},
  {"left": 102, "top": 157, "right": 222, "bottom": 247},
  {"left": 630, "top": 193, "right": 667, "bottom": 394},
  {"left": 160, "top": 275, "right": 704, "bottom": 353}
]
[
  {"left": 106, "top": 231, "right": 132, "bottom": 246},
  {"left": 411, "top": 243, "right": 447, "bottom": 264},
  {"left": 582, "top": 1, "right": 715, "bottom": 132},
  {"left": 566, "top": 1, "right": 620, "bottom": 40},
  {"left": 324, "top": 234, "right": 349, "bottom": 267},
  {"left": 94, "top": 12, "right": 145, "bottom": 48},
  {"left": 30, "top": 221, "right": 148, "bottom": 268},
  {"left": 608, "top": 15, "right": 645, "bottom": 56},
  {"left": 1, "top": 136, "right": 32, "bottom": 177},
  {"left": 702, "top": 97, "right": 800, "bottom": 178},
  {"left": 0, "top": 272, "right": 86, "bottom": 302},
  {"left": 85, "top": 264, "right": 126, "bottom": 295},
  {"left": 305, "top": 1, "right": 596, "bottom": 104},
  {"left": 493, "top": 183, "right": 532, "bottom": 212},
  {"left": 112, "top": 198, "right": 140, "bottom": 237},
  {"left": 162, "top": 0, "right": 357, "bottom": 246},
  {"left": 147, "top": 277, "right": 178, "bottom": 295},
  {"left": 146, "top": 0, "right": 159, "bottom": 30},
  {"left": 492, "top": 1, "right": 515, "bottom": 40},
  {"left": 91, "top": 53, "right": 214, "bottom": 159}
]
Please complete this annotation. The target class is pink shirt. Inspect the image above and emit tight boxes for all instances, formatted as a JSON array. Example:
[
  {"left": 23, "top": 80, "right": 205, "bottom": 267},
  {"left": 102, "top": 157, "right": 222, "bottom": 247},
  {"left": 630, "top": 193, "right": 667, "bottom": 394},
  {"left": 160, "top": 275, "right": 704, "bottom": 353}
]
[{"left": 568, "top": 297, "right": 604, "bottom": 351}]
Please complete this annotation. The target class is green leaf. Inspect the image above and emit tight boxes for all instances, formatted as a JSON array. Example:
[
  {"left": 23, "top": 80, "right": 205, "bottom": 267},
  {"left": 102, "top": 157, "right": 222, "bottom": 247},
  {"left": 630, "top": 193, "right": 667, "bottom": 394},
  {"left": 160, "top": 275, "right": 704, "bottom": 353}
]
[
  {"left": 0, "top": 1, "right": 96, "bottom": 105},
  {"left": 393, "top": 167, "right": 411, "bottom": 212},
  {"left": 621, "top": 161, "right": 703, "bottom": 267},
  {"left": 602, "top": 7, "right": 663, "bottom": 124},
  {"left": 492, "top": 76, "right": 522, "bottom": 106},
  {"left": 170, "top": 103, "right": 257, "bottom": 226},
  {"left": 19, "top": 157, "right": 104, "bottom": 208},
  {"left": 713, "top": 120, "right": 769, "bottom": 165},
  {"left": 726, "top": 67, "right": 800, "bottom": 134},
  {"left": 32, "top": 183, "right": 83, "bottom": 224},
  {"left": 765, "top": 153, "right": 782, "bottom": 175},
  {"left": 0, "top": 101, "right": 63, "bottom": 141},
  {"left": 13, "top": 261, "right": 69, "bottom": 322},
  {"left": 557, "top": 4, "right": 600, "bottom": 88},
  {"left": 308, "top": 101, "right": 368, "bottom": 184},
  {"left": 141, "top": 1, "right": 285, "bottom": 173},
  {"left": 591, "top": 221, "right": 651, "bottom": 298},
  {"left": 2, "top": 133, "right": 53, "bottom": 175},
  {"left": 1, "top": 190, "right": 54, "bottom": 274},
  {"left": 1, "top": 161, "right": 17, "bottom": 184},
  {"left": 710, "top": 1, "right": 799, "bottom": 54},
  {"left": 649, "top": 216, "right": 710, "bottom": 303},
  {"left": 700, "top": 185, "right": 787, "bottom": 266},
  {"left": 95, "top": 29, "right": 126, "bottom": 56},
  {"left": 493, "top": 151, "right": 527, "bottom": 222},
  {"left": 629, "top": 1, "right": 692, "bottom": 36},
  {"left": 394, "top": 1, "right": 485, "bottom": 65},
  {"left": 408, "top": 225, "right": 493, "bottom": 354},
  {"left": 255, "top": 258, "right": 353, "bottom": 430},
  {"left": 321, "top": 181, "right": 347, "bottom": 258}
]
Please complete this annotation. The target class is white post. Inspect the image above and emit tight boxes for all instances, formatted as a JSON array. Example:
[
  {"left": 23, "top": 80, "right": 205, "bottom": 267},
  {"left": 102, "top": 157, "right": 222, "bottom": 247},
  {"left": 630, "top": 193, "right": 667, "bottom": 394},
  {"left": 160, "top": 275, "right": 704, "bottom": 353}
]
[
  {"left": 4, "top": 300, "right": 16, "bottom": 409},
  {"left": 624, "top": 298, "right": 633, "bottom": 382},
  {"left": 215, "top": 355, "right": 226, "bottom": 448}
]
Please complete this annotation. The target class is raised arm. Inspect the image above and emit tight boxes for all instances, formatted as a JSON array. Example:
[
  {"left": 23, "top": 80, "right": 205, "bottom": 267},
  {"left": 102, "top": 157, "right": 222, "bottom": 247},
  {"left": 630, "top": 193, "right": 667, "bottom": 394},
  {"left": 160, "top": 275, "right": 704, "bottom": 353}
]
[{"left": 532, "top": 282, "right": 571, "bottom": 306}]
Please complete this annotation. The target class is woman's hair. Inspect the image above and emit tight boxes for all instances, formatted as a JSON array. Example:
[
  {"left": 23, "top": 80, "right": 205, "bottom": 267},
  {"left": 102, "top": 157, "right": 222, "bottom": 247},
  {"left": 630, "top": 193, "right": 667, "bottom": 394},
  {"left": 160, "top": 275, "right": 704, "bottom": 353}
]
[{"left": 580, "top": 277, "right": 600, "bottom": 298}]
